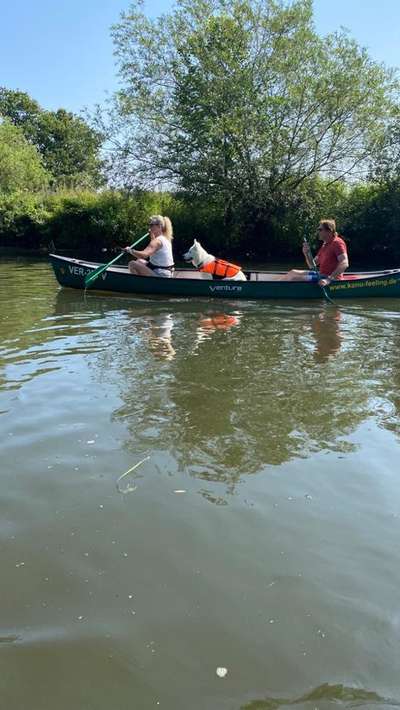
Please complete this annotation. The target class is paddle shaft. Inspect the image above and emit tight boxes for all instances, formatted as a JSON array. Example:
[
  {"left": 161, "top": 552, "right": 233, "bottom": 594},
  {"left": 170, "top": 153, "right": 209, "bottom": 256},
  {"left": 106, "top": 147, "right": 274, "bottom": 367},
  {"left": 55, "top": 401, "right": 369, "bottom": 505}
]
[
  {"left": 85, "top": 232, "right": 149, "bottom": 287},
  {"left": 303, "top": 238, "right": 335, "bottom": 305}
]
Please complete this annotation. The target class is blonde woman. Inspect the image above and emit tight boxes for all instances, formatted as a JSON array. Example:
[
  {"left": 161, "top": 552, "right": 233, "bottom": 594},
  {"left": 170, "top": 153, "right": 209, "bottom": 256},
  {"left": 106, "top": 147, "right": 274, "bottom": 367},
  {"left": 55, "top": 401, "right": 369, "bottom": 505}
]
[{"left": 124, "top": 215, "right": 175, "bottom": 277}]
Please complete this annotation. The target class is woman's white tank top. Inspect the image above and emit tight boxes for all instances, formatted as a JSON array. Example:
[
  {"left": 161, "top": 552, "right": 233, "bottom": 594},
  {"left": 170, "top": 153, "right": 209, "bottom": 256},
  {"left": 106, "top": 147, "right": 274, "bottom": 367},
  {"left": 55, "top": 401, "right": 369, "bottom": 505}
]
[{"left": 150, "top": 236, "right": 174, "bottom": 267}]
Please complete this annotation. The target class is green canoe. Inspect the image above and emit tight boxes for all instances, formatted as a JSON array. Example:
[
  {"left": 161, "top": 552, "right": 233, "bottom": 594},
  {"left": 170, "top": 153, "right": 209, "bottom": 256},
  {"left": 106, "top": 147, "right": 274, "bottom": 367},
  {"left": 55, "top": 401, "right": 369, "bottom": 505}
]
[{"left": 49, "top": 254, "right": 400, "bottom": 299}]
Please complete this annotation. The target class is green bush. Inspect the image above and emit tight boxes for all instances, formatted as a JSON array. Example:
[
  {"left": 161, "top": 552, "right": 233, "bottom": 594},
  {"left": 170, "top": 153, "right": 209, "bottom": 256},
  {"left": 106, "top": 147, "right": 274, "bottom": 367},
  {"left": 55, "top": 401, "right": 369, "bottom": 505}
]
[
  {"left": 0, "top": 191, "right": 50, "bottom": 247},
  {"left": 1, "top": 181, "right": 399, "bottom": 264},
  {"left": 43, "top": 189, "right": 177, "bottom": 251},
  {"left": 0, "top": 121, "right": 50, "bottom": 194},
  {"left": 0, "top": 188, "right": 188, "bottom": 253},
  {"left": 340, "top": 181, "right": 400, "bottom": 262}
]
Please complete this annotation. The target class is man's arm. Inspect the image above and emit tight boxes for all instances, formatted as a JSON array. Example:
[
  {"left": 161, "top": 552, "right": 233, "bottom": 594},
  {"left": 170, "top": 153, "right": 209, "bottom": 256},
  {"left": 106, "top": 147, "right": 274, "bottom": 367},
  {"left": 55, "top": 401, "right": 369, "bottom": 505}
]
[
  {"left": 329, "top": 253, "right": 349, "bottom": 280},
  {"left": 319, "top": 253, "right": 349, "bottom": 286},
  {"left": 302, "top": 242, "right": 316, "bottom": 269}
]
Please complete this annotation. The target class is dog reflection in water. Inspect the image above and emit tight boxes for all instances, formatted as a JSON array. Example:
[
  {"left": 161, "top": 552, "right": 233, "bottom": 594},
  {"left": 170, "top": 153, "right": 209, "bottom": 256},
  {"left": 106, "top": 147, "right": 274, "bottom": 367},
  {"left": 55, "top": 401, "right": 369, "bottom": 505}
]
[
  {"left": 195, "top": 312, "right": 241, "bottom": 346},
  {"left": 148, "top": 314, "right": 176, "bottom": 361}
]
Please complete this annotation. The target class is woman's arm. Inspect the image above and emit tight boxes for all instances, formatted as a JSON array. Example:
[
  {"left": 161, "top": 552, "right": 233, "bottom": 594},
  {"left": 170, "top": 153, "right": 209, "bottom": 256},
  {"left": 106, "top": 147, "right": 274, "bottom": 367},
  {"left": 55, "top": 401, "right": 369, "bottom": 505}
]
[{"left": 125, "top": 239, "right": 161, "bottom": 259}]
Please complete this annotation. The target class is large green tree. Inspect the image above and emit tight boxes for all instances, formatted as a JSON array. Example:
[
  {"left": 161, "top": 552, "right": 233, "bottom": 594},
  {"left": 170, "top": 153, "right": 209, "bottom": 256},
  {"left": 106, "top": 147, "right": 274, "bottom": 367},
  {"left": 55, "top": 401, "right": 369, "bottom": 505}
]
[
  {"left": 0, "top": 88, "right": 104, "bottom": 188},
  {"left": 33, "top": 109, "right": 104, "bottom": 188},
  {"left": 103, "top": 0, "right": 398, "bottom": 230},
  {"left": 370, "top": 109, "right": 400, "bottom": 184},
  {"left": 0, "top": 121, "right": 49, "bottom": 193}
]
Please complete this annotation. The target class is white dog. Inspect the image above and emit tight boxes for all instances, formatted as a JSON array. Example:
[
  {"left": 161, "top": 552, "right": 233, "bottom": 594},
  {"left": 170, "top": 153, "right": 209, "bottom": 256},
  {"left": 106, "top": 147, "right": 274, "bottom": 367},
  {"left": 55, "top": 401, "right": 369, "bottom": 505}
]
[{"left": 183, "top": 240, "right": 247, "bottom": 281}]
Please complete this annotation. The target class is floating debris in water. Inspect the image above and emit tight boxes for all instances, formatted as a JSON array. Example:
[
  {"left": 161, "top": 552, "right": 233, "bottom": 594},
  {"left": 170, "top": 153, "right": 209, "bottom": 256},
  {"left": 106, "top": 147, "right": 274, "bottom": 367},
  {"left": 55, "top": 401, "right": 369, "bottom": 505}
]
[
  {"left": 116, "top": 456, "right": 150, "bottom": 494},
  {"left": 216, "top": 667, "right": 228, "bottom": 678}
]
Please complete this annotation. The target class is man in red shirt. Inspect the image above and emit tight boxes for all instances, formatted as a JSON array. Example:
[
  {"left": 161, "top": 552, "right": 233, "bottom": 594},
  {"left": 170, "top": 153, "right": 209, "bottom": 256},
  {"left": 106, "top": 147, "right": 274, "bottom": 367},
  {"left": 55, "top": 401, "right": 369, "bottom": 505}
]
[{"left": 281, "top": 220, "right": 349, "bottom": 286}]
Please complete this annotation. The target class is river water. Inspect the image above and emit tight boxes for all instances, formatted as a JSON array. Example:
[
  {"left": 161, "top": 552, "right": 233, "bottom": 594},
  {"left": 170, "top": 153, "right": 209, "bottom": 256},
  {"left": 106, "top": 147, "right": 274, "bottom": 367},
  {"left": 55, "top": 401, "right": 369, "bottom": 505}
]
[{"left": 1, "top": 258, "right": 400, "bottom": 710}]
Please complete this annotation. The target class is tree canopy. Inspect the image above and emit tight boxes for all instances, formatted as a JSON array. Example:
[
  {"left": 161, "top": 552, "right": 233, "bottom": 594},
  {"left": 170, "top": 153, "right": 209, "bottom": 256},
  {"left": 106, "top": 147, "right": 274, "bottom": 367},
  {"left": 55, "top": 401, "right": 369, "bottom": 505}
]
[
  {"left": 0, "top": 87, "right": 104, "bottom": 188},
  {"left": 103, "top": 0, "right": 398, "bottom": 222},
  {"left": 0, "top": 121, "right": 50, "bottom": 193}
]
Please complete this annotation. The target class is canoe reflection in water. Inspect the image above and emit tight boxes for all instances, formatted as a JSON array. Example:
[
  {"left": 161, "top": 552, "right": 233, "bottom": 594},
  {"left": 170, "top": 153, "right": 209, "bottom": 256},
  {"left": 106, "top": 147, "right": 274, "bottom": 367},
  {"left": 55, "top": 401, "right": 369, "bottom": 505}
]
[
  {"left": 311, "top": 307, "right": 343, "bottom": 363},
  {"left": 147, "top": 313, "right": 176, "bottom": 361}
]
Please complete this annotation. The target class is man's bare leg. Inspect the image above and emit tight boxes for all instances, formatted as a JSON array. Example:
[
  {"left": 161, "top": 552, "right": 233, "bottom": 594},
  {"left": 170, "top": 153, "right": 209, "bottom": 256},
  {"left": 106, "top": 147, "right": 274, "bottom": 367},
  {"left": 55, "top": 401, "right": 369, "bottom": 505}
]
[{"left": 279, "top": 269, "right": 311, "bottom": 282}]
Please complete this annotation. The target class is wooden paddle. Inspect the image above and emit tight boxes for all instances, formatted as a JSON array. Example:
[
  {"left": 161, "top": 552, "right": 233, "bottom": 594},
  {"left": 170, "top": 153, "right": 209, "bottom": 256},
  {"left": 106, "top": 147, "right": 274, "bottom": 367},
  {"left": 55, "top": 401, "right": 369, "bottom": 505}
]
[
  {"left": 84, "top": 232, "right": 149, "bottom": 288},
  {"left": 303, "top": 237, "right": 335, "bottom": 305}
]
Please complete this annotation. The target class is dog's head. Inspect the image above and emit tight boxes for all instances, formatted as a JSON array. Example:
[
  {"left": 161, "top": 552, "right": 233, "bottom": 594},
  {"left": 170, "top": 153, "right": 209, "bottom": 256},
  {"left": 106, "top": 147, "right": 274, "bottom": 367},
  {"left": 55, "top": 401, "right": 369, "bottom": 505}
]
[
  {"left": 183, "top": 239, "right": 210, "bottom": 267},
  {"left": 183, "top": 239, "right": 200, "bottom": 263}
]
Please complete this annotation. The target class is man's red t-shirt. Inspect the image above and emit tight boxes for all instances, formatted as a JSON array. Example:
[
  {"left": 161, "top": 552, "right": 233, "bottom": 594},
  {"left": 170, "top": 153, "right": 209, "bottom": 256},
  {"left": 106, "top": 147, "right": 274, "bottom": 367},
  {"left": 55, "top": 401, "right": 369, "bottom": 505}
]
[{"left": 316, "top": 235, "right": 347, "bottom": 279}]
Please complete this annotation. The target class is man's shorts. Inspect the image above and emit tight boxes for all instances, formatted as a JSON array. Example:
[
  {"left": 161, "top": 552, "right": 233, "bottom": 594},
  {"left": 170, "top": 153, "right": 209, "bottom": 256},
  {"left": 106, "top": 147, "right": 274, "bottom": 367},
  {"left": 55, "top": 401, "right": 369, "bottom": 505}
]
[{"left": 305, "top": 271, "right": 328, "bottom": 283}]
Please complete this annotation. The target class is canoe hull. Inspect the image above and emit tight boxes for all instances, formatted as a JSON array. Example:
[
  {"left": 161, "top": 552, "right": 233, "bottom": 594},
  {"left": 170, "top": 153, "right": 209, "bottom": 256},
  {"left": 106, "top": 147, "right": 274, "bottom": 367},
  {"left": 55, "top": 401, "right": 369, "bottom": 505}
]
[{"left": 49, "top": 255, "right": 400, "bottom": 300}]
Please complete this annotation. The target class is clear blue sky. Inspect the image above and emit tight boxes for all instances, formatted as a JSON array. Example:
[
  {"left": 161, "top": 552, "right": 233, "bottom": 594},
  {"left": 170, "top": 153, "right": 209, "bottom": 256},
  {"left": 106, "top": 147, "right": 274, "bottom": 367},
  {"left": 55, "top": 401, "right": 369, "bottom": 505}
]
[{"left": 1, "top": 0, "right": 399, "bottom": 115}]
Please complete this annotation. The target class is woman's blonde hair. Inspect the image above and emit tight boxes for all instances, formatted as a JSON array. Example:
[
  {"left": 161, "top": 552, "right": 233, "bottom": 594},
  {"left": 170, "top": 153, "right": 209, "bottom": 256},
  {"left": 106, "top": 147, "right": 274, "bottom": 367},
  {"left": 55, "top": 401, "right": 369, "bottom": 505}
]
[
  {"left": 319, "top": 219, "right": 337, "bottom": 235},
  {"left": 149, "top": 215, "right": 173, "bottom": 240}
]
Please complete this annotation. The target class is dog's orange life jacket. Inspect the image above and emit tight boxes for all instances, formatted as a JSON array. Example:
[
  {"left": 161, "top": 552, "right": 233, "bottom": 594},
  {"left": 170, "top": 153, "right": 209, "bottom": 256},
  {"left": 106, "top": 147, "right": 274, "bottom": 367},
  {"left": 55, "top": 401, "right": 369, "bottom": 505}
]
[
  {"left": 199, "top": 259, "right": 242, "bottom": 279},
  {"left": 200, "top": 315, "right": 239, "bottom": 330}
]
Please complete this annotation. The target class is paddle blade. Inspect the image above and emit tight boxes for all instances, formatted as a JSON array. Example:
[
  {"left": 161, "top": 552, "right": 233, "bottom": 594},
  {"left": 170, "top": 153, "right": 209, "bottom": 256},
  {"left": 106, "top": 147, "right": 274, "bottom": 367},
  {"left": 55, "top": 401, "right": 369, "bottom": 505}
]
[{"left": 84, "top": 249, "right": 127, "bottom": 287}]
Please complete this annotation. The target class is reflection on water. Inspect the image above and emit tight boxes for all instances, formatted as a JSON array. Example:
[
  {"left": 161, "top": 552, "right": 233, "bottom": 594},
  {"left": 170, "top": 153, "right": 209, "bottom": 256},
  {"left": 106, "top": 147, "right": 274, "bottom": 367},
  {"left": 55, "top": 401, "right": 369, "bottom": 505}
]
[
  {"left": 242, "top": 683, "right": 400, "bottom": 710},
  {"left": 148, "top": 313, "right": 176, "bottom": 361},
  {"left": 2, "top": 280, "right": 400, "bottom": 493},
  {"left": 2, "top": 261, "right": 400, "bottom": 710},
  {"left": 145, "top": 311, "right": 241, "bottom": 361},
  {"left": 7, "top": 287, "right": 396, "bottom": 493},
  {"left": 310, "top": 308, "right": 343, "bottom": 363},
  {"left": 91, "top": 295, "right": 399, "bottom": 495},
  {"left": 195, "top": 312, "right": 241, "bottom": 348}
]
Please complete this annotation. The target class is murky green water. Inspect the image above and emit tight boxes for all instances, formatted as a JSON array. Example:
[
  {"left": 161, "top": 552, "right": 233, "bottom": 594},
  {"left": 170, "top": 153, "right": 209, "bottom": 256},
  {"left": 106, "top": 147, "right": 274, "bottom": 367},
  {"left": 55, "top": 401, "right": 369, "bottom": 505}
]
[{"left": 1, "top": 258, "right": 400, "bottom": 710}]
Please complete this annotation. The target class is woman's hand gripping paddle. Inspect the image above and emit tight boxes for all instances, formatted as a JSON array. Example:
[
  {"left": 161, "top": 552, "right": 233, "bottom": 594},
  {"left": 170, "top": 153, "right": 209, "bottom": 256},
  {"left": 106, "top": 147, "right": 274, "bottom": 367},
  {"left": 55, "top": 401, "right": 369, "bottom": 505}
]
[{"left": 84, "top": 232, "right": 149, "bottom": 288}]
